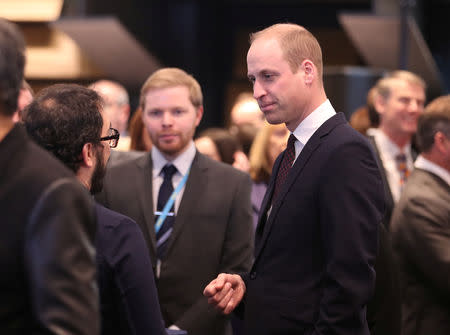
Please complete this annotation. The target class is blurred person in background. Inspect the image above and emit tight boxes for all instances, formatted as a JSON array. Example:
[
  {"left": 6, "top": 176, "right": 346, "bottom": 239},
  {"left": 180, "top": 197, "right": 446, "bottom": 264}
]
[
  {"left": 97, "top": 67, "right": 253, "bottom": 335},
  {"left": 350, "top": 86, "right": 379, "bottom": 135},
  {"left": 90, "top": 79, "right": 131, "bottom": 151},
  {"left": 248, "top": 122, "right": 289, "bottom": 228},
  {"left": 129, "top": 106, "right": 153, "bottom": 152},
  {"left": 195, "top": 127, "right": 249, "bottom": 172},
  {"left": 367, "top": 70, "right": 426, "bottom": 227},
  {"left": 391, "top": 94, "right": 450, "bottom": 335},
  {"left": 229, "top": 92, "right": 265, "bottom": 157}
]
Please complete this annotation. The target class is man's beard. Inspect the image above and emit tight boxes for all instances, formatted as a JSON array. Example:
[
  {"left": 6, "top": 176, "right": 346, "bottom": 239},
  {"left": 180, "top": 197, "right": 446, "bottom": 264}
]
[{"left": 90, "top": 148, "right": 107, "bottom": 195}]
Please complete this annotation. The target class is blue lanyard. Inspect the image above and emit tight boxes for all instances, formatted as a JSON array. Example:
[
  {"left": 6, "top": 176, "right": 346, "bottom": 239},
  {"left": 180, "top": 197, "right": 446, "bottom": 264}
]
[{"left": 154, "top": 165, "right": 191, "bottom": 234}]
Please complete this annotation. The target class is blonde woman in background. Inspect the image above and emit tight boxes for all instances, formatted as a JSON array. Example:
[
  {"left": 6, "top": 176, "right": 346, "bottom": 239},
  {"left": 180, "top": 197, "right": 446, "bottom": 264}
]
[{"left": 249, "top": 122, "right": 289, "bottom": 228}]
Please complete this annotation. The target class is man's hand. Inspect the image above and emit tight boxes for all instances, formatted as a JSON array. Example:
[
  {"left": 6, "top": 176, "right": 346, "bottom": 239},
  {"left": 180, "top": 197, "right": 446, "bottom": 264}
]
[{"left": 203, "top": 273, "right": 246, "bottom": 315}]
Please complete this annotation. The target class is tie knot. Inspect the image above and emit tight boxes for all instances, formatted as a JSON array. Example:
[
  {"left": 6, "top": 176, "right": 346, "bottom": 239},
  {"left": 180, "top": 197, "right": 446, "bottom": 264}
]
[
  {"left": 395, "top": 153, "right": 407, "bottom": 163},
  {"left": 287, "top": 134, "right": 296, "bottom": 148},
  {"left": 162, "top": 164, "right": 177, "bottom": 180}
]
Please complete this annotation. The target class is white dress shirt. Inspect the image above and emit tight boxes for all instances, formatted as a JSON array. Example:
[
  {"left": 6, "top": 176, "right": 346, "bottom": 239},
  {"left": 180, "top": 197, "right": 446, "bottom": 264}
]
[
  {"left": 291, "top": 99, "right": 336, "bottom": 162},
  {"left": 151, "top": 141, "right": 196, "bottom": 213},
  {"left": 366, "top": 128, "right": 414, "bottom": 202}
]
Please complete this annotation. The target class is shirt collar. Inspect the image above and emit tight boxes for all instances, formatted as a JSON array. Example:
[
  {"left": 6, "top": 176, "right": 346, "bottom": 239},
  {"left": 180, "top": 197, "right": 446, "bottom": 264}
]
[
  {"left": 414, "top": 155, "right": 450, "bottom": 187},
  {"left": 366, "top": 128, "right": 412, "bottom": 158},
  {"left": 292, "top": 99, "right": 336, "bottom": 146},
  {"left": 152, "top": 141, "right": 196, "bottom": 178}
]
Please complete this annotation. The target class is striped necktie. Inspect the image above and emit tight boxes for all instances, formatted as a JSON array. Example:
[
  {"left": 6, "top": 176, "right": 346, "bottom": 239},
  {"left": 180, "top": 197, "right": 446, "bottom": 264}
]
[
  {"left": 156, "top": 164, "right": 177, "bottom": 259},
  {"left": 395, "top": 153, "right": 410, "bottom": 192}
]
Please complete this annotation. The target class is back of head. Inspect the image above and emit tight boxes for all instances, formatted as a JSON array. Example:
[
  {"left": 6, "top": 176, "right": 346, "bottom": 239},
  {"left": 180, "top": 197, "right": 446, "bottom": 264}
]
[
  {"left": 250, "top": 23, "right": 323, "bottom": 80},
  {"left": 416, "top": 95, "right": 450, "bottom": 153},
  {"left": 140, "top": 67, "right": 203, "bottom": 110},
  {"left": 23, "top": 84, "right": 103, "bottom": 172},
  {"left": 0, "top": 19, "right": 25, "bottom": 116}
]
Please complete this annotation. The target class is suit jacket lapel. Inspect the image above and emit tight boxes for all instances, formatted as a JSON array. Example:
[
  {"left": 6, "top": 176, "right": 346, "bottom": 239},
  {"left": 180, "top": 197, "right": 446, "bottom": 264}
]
[
  {"left": 163, "top": 151, "right": 207, "bottom": 258},
  {"left": 136, "top": 154, "right": 157, "bottom": 254},
  {"left": 254, "top": 113, "right": 346, "bottom": 262}
]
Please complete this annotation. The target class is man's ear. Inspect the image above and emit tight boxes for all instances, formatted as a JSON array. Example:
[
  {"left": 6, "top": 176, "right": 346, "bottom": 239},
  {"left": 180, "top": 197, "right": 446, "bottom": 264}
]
[
  {"left": 373, "top": 94, "right": 386, "bottom": 116},
  {"left": 81, "top": 142, "right": 96, "bottom": 168},
  {"left": 434, "top": 131, "right": 448, "bottom": 154},
  {"left": 301, "top": 59, "right": 315, "bottom": 86},
  {"left": 195, "top": 106, "right": 204, "bottom": 127}
]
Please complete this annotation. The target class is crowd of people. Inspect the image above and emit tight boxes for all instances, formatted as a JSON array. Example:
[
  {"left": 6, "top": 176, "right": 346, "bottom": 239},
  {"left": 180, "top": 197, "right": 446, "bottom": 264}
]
[{"left": 1, "top": 17, "right": 449, "bottom": 335}]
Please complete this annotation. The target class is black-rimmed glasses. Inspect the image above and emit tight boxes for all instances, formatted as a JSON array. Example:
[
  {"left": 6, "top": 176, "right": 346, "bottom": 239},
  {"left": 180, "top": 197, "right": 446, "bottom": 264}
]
[{"left": 100, "top": 127, "right": 120, "bottom": 148}]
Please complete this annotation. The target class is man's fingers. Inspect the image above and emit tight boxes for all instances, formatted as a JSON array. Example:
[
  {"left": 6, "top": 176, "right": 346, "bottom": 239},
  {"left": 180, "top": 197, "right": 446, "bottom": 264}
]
[
  {"left": 203, "top": 278, "right": 218, "bottom": 297},
  {"left": 216, "top": 285, "right": 235, "bottom": 314}
]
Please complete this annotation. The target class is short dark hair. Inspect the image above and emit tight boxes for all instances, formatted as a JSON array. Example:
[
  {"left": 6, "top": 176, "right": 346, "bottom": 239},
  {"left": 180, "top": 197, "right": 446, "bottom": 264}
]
[
  {"left": 0, "top": 19, "right": 25, "bottom": 116},
  {"left": 24, "top": 84, "right": 104, "bottom": 172},
  {"left": 417, "top": 95, "right": 450, "bottom": 153}
]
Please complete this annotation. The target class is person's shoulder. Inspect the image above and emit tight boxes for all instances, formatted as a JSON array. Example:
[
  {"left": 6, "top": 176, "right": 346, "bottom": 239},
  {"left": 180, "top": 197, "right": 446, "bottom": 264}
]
[
  {"left": 108, "top": 149, "right": 147, "bottom": 168},
  {"left": 95, "top": 203, "right": 136, "bottom": 228},
  {"left": 106, "top": 151, "right": 149, "bottom": 177},
  {"left": 196, "top": 152, "right": 250, "bottom": 180}
]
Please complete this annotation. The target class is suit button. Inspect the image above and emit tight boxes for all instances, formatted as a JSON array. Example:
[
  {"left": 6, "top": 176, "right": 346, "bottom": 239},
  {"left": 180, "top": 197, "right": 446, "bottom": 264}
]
[{"left": 250, "top": 271, "right": 256, "bottom": 280}]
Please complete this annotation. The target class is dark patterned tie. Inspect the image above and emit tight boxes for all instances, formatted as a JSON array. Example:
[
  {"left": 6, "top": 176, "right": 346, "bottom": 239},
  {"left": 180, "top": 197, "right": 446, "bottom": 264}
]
[
  {"left": 395, "top": 153, "right": 410, "bottom": 191},
  {"left": 156, "top": 164, "right": 178, "bottom": 259},
  {"left": 272, "top": 134, "right": 296, "bottom": 202}
]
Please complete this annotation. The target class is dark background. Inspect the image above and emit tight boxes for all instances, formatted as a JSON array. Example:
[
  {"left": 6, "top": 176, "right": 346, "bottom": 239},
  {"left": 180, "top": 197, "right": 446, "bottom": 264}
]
[{"left": 63, "top": 0, "right": 450, "bottom": 130}]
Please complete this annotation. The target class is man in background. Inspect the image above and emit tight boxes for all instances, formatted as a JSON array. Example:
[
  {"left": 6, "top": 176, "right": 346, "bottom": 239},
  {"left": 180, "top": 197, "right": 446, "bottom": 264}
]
[
  {"left": 0, "top": 18, "right": 99, "bottom": 335},
  {"left": 391, "top": 94, "right": 450, "bottom": 335},
  {"left": 96, "top": 67, "right": 253, "bottom": 335},
  {"left": 90, "top": 79, "right": 131, "bottom": 150},
  {"left": 368, "top": 70, "right": 426, "bottom": 226}
]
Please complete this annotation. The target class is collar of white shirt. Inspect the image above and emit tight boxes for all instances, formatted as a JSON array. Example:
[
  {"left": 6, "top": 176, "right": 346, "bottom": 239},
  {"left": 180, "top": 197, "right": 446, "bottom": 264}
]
[
  {"left": 414, "top": 155, "right": 450, "bottom": 187},
  {"left": 291, "top": 99, "right": 336, "bottom": 160},
  {"left": 366, "top": 128, "right": 412, "bottom": 160},
  {"left": 151, "top": 141, "right": 196, "bottom": 178}
]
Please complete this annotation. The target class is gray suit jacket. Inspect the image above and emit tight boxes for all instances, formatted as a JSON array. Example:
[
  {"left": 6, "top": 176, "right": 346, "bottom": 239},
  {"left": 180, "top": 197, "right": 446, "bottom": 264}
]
[
  {"left": 96, "top": 151, "right": 253, "bottom": 335},
  {"left": 391, "top": 168, "right": 450, "bottom": 335}
]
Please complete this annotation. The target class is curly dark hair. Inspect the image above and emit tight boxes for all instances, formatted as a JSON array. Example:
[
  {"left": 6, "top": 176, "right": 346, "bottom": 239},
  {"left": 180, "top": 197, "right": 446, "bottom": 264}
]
[
  {"left": 23, "top": 83, "right": 104, "bottom": 172},
  {"left": 0, "top": 19, "right": 25, "bottom": 116}
]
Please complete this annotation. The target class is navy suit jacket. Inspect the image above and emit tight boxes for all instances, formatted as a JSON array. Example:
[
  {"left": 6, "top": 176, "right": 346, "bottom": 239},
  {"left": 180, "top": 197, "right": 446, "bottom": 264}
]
[
  {"left": 95, "top": 204, "right": 167, "bottom": 335},
  {"left": 242, "top": 113, "right": 385, "bottom": 335}
]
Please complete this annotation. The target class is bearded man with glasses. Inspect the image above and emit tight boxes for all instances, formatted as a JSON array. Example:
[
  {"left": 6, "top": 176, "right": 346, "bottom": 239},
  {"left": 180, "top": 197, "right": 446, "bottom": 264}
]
[{"left": 24, "top": 83, "right": 168, "bottom": 335}]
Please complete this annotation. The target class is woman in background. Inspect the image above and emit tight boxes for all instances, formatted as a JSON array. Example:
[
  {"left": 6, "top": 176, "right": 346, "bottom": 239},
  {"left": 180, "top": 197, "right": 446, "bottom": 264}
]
[{"left": 248, "top": 122, "right": 289, "bottom": 229}]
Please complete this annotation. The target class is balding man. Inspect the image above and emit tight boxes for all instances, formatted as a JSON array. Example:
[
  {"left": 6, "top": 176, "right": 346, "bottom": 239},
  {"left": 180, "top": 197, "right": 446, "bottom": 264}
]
[{"left": 90, "top": 79, "right": 131, "bottom": 150}]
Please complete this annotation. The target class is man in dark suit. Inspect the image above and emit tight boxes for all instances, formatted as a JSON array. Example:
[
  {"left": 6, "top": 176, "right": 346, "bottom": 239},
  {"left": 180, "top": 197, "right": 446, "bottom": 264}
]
[
  {"left": 0, "top": 19, "right": 99, "bottom": 335},
  {"left": 96, "top": 68, "right": 253, "bottom": 335},
  {"left": 391, "top": 95, "right": 450, "bottom": 335},
  {"left": 24, "top": 84, "right": 167, "bottom": 335},
  {"left": 204, "top": 23, "right": 384, "bottom": 335},
  {"left": 367, "top": 70, "right": 426, "bottom": 226}
]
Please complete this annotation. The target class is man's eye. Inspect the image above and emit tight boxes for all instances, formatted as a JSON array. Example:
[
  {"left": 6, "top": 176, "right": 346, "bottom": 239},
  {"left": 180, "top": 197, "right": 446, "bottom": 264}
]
[
  {"left": 173, "top": 109, "right": 184, "bottom": 116},
  {"left": 148, "top": 110, "right": 162, "bottom": 117}
]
